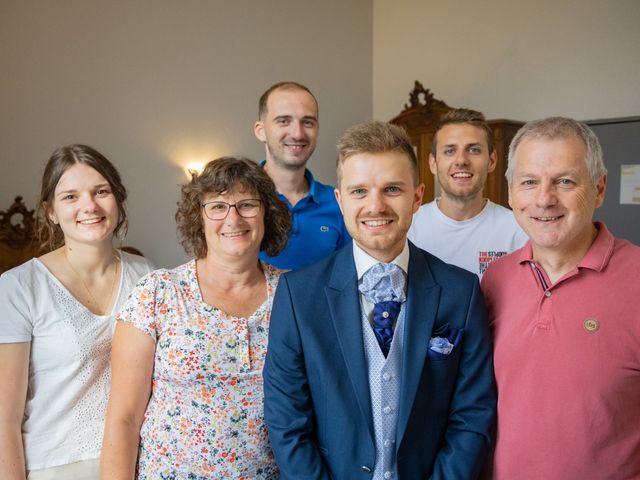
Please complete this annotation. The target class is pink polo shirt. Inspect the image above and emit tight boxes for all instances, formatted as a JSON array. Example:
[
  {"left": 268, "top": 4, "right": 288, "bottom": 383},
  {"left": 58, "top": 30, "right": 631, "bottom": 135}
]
[{"left": 481, "top": 223, "right": 640, "bottom": 480}]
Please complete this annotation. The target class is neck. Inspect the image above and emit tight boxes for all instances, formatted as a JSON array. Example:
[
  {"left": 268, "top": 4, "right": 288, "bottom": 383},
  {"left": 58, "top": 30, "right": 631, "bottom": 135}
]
[
  {"left": 532, "top": 224, "right": 599, "bottom": 284},
  {"left": 358, "top": 242, "right": 404, "bottom": 264},
  {"left": 64, "top": 240, "right": 116, "bottom": 274},
  {"left": 198, "top": 254, "right": 263, "bottom": 289},
  {"left": 264, "top": 160, "right": 309, "bottom": 205},
  {"left": 437, "top": 193, "right": 487, "bottom": 221}
]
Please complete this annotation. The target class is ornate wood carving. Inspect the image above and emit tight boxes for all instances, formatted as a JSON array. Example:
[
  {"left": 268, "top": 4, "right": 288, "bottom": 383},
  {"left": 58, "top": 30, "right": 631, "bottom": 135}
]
[{"left": 0, "top": 196, "right": 40, "bottom": 273}]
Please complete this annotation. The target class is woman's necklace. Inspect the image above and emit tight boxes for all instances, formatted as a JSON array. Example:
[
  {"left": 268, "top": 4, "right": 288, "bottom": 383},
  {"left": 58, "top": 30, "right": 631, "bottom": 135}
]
[{"left": 64, "top": 249, "right": 120, "bottom": 315}]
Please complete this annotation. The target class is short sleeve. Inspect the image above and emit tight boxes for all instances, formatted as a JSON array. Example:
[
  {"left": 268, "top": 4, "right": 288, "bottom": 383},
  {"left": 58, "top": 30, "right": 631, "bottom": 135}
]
[
  {"left": 0, "top": 269, "right": 33, "bottom": 343},
  {"left": 116, "top": 270, "right": 166, "bottom": 341}
]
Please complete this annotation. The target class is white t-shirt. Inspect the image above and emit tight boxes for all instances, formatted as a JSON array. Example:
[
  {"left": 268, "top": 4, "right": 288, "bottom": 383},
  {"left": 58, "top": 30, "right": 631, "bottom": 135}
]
[
  {"left": 407, "top": 199, "right": 528, "bottom": 278},
  {"left": 0, "top": 251, "right": 155, "bottom": 470}
]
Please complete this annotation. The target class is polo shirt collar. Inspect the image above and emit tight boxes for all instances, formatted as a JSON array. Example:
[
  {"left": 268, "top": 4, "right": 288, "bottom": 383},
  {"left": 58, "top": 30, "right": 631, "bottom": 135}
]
[
  {"left": 304, "top": 168, "right": 319, "bottom": 202},
  {"left": 517, "top": 221, "right": 615, "bottom": 273},
  {"left": 259, "top": 160, "right": 318, "bottom": 203}
]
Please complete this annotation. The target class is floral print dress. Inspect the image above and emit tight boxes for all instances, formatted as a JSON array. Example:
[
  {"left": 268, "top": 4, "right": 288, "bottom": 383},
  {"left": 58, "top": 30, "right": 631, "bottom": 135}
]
[{"left": 117, "top": 260, "right": 281, "bottom": 479}]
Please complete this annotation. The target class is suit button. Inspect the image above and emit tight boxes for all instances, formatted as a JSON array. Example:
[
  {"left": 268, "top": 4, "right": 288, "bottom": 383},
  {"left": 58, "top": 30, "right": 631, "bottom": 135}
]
[{"left": 360, "top": 465, "right": 372, "bottom": 473}]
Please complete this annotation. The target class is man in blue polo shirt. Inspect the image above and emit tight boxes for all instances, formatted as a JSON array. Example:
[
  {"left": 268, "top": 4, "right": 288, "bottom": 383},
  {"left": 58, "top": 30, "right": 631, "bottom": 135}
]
[{"left": 254, "top": 81, "right": 350, "bottom": 270}]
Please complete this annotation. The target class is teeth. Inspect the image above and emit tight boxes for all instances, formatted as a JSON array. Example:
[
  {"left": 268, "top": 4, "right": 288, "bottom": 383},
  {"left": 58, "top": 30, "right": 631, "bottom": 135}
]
[
  {"left": 452, "top": 172, "right": 472, "bottom": 178},
  {"left": 222, "top": 232, "right": 245, "bottom": 237},
  {"left": 364, "top": 220, "right": 390, "bottom": 227},
  {"left": 78, "top": 218, "right": 102, "bottom": 225},
  {"left": 535, "top": 216, "right": 560, "bottom": 221}
]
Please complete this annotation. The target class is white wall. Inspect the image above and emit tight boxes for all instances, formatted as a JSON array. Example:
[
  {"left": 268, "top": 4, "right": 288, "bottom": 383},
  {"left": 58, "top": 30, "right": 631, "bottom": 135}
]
[
  {"left": 373, "top": 0, "right": 640, "bottom": 122},
  {"left": 0, "top": 1, "right": 372, "bottom": 267}
]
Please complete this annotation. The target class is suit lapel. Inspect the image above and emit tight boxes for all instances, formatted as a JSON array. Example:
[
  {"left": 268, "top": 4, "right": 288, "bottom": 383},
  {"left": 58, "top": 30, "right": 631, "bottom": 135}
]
[
  {"left": 325, "top": 247, "right": 374, "bottom": 439},
  {"left": 396, "top": 243, "right": 441, "bottom": 443}
]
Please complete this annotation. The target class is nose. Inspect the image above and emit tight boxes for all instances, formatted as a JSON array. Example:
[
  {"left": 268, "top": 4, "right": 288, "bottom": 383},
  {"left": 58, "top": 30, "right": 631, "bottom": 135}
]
[
  {"left": 224, "top": 204, "right": 243, "bottom": 224},
  {"left": 366, "top": 191, "right": 386, "bottom": 215},
  {"left": 453, "top": 149, "right": 470, "bottom": 166},
  {"left": 535, "top": 182, "right": 557, "bottom": 209},
  {"left": 81, "top": 193, "right": 99, "bottom": 212},
  {"left": 290, "top": 121, "right": 305, "bottom": 140}
]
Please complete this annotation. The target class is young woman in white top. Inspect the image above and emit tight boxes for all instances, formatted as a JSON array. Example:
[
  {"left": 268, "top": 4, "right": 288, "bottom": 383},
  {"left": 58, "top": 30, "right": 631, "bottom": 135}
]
[{"left": 0, "top": 145, "right": 154, "bottom": 480}]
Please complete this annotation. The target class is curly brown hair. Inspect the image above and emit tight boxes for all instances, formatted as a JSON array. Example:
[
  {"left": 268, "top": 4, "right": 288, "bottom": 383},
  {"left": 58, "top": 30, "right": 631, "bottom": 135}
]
[
  {"left": 176, "top": 156, "right": 291, "bottom": 259},
  {"left": 35, "top": 144, "right": 128, "bottom": 252}
]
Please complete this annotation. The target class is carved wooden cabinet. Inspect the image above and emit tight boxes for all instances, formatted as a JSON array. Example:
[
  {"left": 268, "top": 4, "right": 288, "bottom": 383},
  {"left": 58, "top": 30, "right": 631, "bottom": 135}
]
[
  {"left": 390, "top": 82, "right": 523, "bottom": 207},
  {"left": 0, "top": 196, "right": 41, "bottom": 273}
]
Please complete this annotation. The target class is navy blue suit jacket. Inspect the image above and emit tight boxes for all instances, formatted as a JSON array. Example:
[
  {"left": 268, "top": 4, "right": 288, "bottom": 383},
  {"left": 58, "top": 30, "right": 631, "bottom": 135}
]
[{"left": 263, "top": 242, "right": 496, "bottom": 479}]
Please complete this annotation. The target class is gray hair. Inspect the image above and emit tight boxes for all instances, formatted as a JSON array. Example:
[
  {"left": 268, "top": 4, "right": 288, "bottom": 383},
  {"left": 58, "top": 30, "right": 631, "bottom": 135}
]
[{"left": 506, "top": 117, "right": 607, "bottom": 185}]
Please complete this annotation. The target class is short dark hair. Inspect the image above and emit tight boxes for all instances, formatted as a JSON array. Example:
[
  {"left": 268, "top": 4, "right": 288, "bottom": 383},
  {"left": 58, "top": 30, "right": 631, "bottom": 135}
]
[
  {"left": 336, "top": 121, "right": 419, "bottom": 186},
  {"left": 258, "top": 81, "right": 318, "bottom": 120},
  {"left": 431, "top": 108, "right": 495, "bottom": 155},
  {"left": 175, "top": 156, "right": 292, "bottom": 259},
  {"left": 36, "top": 144, "right": 128, "bottom": 251}
]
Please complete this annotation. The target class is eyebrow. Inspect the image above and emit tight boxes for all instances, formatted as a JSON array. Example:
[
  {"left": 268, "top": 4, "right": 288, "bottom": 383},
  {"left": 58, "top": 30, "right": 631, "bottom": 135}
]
[
  {"left": 514, "top": 168, "right": 580, "bottom": 178},
  {"left": 56, "top": 183, "right": 110, "bottom": 195},
  {"left": 442, "top": 142, "right": 483, "bottom": 149},
  {"left": 344, "top": 180, "right": 408, "bottom": 190},
  {"left": 273, "top": 114, "right": 318, "bottom": 122}
]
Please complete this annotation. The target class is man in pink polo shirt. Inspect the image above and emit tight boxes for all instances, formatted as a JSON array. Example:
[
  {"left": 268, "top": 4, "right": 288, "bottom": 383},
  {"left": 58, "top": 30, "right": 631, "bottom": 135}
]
[{"left": 481, "top": 116, "right": 640, "bottom": 479}]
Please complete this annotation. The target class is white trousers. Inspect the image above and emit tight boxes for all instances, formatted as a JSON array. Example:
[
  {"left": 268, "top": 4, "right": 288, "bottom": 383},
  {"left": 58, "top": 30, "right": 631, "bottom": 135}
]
[{"left": 27, "top": 458, "right": 100, "bottom": 480}]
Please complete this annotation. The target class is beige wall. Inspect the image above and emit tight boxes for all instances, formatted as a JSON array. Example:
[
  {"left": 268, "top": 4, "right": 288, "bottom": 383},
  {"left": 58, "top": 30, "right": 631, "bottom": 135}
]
[
  {"left": 373, "top": 0, "right": 640, "bottom": 122},
  {"left": 0, "top": 1, "right": 373, "bottom": 267}
]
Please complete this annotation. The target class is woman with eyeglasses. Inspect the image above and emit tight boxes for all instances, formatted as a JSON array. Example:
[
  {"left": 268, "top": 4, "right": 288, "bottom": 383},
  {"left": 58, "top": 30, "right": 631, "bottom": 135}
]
[
  {"left": 0, "top": 145, "right": 155, "bottom": 480},
  {"left": 101, "top": 157, "right": 291, "bottom": 479}
]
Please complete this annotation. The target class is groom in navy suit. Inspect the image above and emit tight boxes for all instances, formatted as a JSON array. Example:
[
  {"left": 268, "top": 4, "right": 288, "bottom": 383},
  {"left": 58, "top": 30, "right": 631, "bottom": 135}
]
[{"left": 263, "top": 121, "right": 496, "bottom": 479}]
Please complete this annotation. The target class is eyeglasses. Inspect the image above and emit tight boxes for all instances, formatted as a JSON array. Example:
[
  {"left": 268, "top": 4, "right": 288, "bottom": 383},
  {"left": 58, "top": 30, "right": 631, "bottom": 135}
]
[{"left": 201, "top": 199, "right": 262, "bottom": 220}]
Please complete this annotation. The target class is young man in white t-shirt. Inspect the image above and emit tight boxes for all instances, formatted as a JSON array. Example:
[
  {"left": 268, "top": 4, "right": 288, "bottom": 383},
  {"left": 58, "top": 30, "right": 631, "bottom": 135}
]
[{"left": 408, "top": 109, "right": 527, "bottom": 277}]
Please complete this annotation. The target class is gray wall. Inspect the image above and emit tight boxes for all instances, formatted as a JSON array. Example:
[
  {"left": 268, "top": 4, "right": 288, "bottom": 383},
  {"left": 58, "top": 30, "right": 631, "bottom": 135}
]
[
  {"left": 373, "top": 0, "right": 640, "bottom": 121},
  {"left": 0, "top": 1, "right": 373, "bottom": 267},
  {"left": 588, "top": 118, "right": 640, "bottom": 246}
]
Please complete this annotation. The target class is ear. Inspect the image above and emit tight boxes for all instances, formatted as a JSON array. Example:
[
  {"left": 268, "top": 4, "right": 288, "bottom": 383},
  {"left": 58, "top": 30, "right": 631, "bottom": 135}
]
[
  {"left": 428, "top": 153, "right": 437, "bottom": 175},
  {"left": 487, "top": 149, "right": 498, "bottom": 173},
  {"left": 334, "top": 187, "right": 344, "bottom": 215},
  {"left": 412, "top": 183, "right": 425, "bottom": 213},
  {"left": 507, "top": 182, "right": 514, "bottom": 210},
  {"left": 254, "top": 121, "right": 266, "bottom": 143},
  {"left": 594, "top": 174, "right": 607, "bottom": 208},
  {"left": 45, "top": 202, "right": 59, "bottom": 225}
]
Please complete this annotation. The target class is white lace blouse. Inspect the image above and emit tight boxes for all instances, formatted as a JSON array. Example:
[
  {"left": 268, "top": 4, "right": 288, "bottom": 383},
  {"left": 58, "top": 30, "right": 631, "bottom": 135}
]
[{"left": 0, "top": 251, "right": 155, "bottom": 470}]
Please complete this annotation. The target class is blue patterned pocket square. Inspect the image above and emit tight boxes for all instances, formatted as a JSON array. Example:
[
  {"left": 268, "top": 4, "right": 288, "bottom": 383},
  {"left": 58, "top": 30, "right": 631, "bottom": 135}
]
[{"left": 428, "top": 324, "right": 463, "bottom": 358}]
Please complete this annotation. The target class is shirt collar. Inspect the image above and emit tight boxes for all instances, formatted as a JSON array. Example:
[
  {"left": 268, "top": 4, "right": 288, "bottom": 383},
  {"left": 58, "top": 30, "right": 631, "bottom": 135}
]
[
  {"left": 518, "top": 221, "right": 615, "bottom": 273},
  {"left": 353, "top": 240, "right": 410, "bottom": 280},
  {"left": 259, "top": 160, "right": 318, "bottom": 203}
]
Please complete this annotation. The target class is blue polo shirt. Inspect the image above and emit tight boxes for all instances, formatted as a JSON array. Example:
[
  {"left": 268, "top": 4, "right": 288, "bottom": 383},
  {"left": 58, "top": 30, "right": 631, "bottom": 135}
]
[{"left": 259, "top": 164, "right": 350, "bottom": 270}]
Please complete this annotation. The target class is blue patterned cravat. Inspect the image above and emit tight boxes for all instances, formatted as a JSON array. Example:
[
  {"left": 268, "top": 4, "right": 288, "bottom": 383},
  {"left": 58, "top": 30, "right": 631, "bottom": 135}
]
[{"left": 359, "top": 263, "right": 407, "bottom": 357}]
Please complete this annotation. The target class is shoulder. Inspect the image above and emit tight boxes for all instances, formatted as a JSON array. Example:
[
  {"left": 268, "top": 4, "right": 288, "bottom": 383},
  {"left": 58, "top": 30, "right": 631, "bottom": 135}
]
[
  {"left": 119, "top": 250, "right": 156, "bottom": 277},
  {"left": 309, "top": 175, "right": 339, "bottom": 202},
  {"left": 261, "top": 261, "right": 285, "bottom": 284},
  {"left": 485, "top": 201, "right": 517, "bottom": 221},
  {"left": 0, "top": 259, "right": 45, "bottom": 292},
  {"left": 481, "top": 248, "right": 524, "bottom": 286},
  {"left": 280, "top": 246, "right": 345, "bottom": 285},
  {"left": 134, "top": 260, "right": 193, "bottom": 293},
  {"left": 610, "top": 235, "right": 640, "bottom": 268},
  {"left": 413, "top": 200, "right": 437, "bottom": 220},
  {"left": 1, "top": 258, "right": 40, "bottom": 280},
  {"left": 410, "top": 243, "right": 477, "bottom": 286}
]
